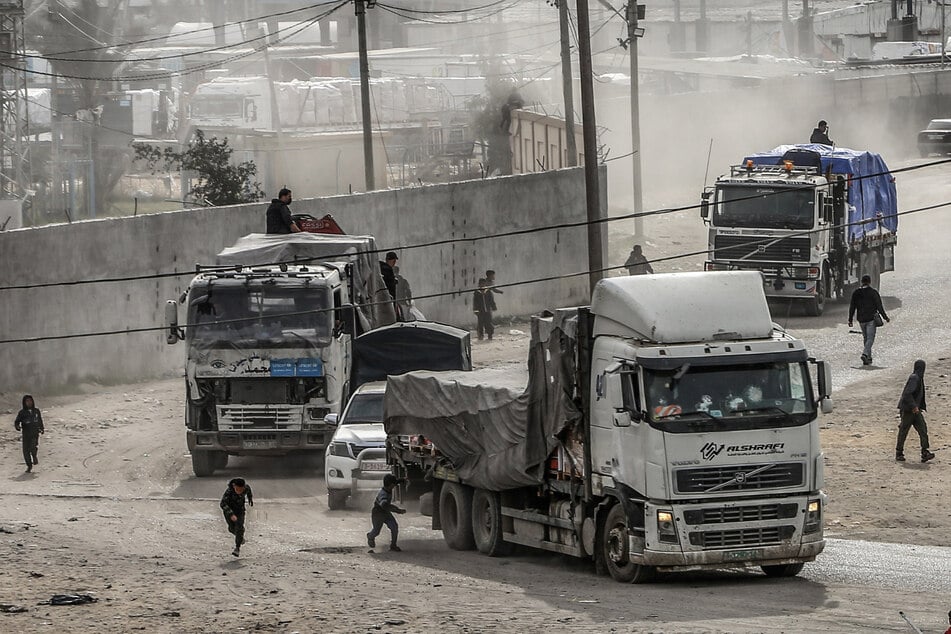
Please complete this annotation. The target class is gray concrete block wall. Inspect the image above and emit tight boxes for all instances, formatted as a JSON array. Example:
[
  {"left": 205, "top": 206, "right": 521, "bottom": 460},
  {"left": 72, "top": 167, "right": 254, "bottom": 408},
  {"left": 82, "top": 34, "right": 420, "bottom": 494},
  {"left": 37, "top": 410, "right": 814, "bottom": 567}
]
[{"left": 0, "top": 168, "right": 598, "bottom": 393}]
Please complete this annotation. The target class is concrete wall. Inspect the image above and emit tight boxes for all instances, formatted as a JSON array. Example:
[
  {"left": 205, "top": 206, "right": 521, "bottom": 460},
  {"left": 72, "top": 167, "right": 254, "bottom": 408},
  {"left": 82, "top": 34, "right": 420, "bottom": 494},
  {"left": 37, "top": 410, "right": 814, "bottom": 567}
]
[{"left": 0, "top": 168, "right": 601, "bottom": 393}]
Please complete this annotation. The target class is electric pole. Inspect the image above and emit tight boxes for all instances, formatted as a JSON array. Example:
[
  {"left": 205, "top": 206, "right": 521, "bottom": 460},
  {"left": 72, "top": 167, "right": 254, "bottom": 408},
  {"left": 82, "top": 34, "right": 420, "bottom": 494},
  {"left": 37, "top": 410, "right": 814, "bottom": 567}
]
[
  {"left": 558, "top": 0, "right": 578, "bottom": 167},
  {"left": 575, "top": 0, "right": 604, "bottom": 293},
  {"left": 625, "top": 2, "right": 644, "bottom": 237},
  {"left": 356, "top": 0, "right": 375, "bottom": 191},
  {"left": 556, "top": 0, "right": 578, "bottom": 167}
]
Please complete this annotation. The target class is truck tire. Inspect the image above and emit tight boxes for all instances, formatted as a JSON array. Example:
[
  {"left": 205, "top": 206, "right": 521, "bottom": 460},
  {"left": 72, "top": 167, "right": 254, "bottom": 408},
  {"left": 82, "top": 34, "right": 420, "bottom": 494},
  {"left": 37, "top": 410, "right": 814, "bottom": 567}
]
[
  {"left": 439, "top": 481, "right": 475, "bottom": 551},
  {"left": 191, "top": 451, "right": 216, "bottom": 477},
  {"left": 599, "top": 504, "right": 656, "bottom": 583},
  {"left": 804, "top": 276, "right": 825, "bottom": 316},
  {"left": 214, "top": 451, "right": 229, "bottom": 470},
  {"left": 761, "top": 562, "right": 805, "bottom": 578},
  {"left": 471, "top": 488, "right": 511, "bottom": 556},
  {"left": 327, "top": 489, "right": 348, "bottom": 511},
  {"left": 419, "top": 492, "right": 433, "bottom": 517}
]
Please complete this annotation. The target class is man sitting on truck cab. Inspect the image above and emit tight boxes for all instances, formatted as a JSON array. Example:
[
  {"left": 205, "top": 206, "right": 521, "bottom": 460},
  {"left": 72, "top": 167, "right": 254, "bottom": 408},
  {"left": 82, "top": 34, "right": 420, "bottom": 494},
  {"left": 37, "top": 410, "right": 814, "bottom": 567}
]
[
  {"left": 266, "top": 188, "right": 301, "bottom": 234},
  {"left": 810, "top": 120, "right": 834, "bottom": 146}
]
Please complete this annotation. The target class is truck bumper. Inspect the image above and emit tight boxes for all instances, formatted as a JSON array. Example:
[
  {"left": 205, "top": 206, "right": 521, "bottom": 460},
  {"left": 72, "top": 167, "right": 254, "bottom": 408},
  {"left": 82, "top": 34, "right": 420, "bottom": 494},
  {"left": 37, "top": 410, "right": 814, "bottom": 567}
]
[
  {"left": 186, "top": 430, "right": 331, "bottom": 455},
  {"left": 641, "top": 539, "right": 824, "bottom": 572}
]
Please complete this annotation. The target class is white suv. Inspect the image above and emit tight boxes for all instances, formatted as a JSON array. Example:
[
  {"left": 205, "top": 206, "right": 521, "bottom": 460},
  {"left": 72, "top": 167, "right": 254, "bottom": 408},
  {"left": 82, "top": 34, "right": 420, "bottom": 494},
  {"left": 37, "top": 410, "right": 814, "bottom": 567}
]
[{"left": 324, "top": 382, "right": 388, "bottom": 510}]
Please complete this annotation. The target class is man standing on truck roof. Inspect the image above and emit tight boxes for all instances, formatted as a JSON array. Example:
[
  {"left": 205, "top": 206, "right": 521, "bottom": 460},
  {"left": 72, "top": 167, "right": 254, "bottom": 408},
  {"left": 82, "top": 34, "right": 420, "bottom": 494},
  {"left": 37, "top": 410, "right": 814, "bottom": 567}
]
[
  {"left": 367, "top": 474, "right": 406, "bottom": 552},
  {"left": 848, "top": 275, "right": 889, "bottom": 366},
  {"left": 896, "top": 360, "right": 935, "bottom": 463},
  {"left": 810, "top": 120, "right": 834, "bottom": 146},
  {"left": 265, "top": 188, "right": 300, "bottom": 234}
]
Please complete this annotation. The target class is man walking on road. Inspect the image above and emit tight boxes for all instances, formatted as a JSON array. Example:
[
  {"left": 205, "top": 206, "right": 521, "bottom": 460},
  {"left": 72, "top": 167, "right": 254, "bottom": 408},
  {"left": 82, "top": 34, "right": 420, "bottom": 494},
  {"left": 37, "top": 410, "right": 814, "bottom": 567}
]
[
  {"left": 624, "top": 244, "right": 654, "bottom": 276},
  {"left": 896, "top": 360, "right": 935, "bottom": 463},
  {"left": 14, "top": 395, "right": 44, "bottom": 473},
  {"left": 848, "top": 275, "right": 889, "bottom": 365},
  {"left": 220, "top": 477, "right": 254, "bottom": 556},
  {"left": 265, "top": 188, "right": 300, "bottom": 234}
]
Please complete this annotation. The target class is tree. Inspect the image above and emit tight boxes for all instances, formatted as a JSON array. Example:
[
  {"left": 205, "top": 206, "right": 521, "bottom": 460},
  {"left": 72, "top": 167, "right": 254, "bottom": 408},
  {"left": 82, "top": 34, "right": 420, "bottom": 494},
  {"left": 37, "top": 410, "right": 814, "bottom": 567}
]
[{"left": 134, "top": 130, "right": 263, "bottom": 206}]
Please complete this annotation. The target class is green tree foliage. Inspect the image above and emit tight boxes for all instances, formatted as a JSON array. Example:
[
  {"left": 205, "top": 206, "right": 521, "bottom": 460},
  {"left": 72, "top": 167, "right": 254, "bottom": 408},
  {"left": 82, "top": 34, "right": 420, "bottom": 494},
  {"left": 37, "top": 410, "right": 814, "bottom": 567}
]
[{"left": 134, "top": 130, "right": 263, "bottom": 206}]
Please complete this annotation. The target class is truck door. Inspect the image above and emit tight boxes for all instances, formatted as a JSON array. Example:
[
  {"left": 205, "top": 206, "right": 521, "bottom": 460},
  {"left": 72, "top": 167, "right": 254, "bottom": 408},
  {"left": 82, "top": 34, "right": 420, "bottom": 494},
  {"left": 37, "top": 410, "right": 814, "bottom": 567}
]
[{"left": 592, "top": 359, "right": 652, "bottom": 494}]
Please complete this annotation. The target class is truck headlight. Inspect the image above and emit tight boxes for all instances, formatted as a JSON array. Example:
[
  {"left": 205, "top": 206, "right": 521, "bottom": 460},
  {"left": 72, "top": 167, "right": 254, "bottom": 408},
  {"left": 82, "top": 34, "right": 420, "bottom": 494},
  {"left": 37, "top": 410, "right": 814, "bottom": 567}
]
[
  {"left": 657, "top": 510, "right": 678, "bottom": 544},
  {"left": 804, "top": 499, "right": 821, "bottom": 534},
  {"left": 329, "top": 442, "right": 352, "bottom": 458}
]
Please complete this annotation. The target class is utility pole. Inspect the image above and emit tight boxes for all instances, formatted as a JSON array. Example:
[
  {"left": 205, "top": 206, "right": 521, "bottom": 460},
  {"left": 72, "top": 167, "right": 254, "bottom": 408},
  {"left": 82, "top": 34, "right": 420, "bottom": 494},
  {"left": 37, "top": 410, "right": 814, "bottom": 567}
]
[
  {"left": 558, "top": 0, "right": 578, "bottom": 167},
  {"left": 356, "top": 0, "right": 375, "bottom": 191},
  {"left": 261, "top": 23, "right": 287, "bottom": 192},
  {"left": 575, "top": 0, "right": 604, "bottom": 293},
  {"left": 941, "top": 0, "right": 947, "bottom": 68},
  {"left": 625, "top": 2, "right": 644, "bottom": 237}
]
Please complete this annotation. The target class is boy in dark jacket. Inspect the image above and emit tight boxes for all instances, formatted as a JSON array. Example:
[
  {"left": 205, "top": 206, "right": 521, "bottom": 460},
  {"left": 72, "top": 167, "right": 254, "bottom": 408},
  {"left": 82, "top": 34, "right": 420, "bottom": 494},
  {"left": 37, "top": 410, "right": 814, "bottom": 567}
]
[
  {"left": 14, "top": 395, "right": 44, "bottom": 473},
  {"left": 367, "top": 474, "right": 406, "bottom": 552},
  {"left": 896, "top": 360, "right": 934, "bottom": 463},
  {"left": 220, "top": 477, "right": 254, "bottom": 556},
  {"left": 472, "top": 278, "right": 494, "bottom": 341}
]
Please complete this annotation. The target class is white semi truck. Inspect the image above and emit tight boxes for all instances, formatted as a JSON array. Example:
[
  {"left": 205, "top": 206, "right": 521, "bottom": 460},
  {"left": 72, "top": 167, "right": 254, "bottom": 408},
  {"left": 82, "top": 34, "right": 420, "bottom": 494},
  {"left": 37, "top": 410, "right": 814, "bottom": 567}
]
[
  {"left": 165, "top": 233, "right": 395, "bottom": 477},
  {"left": 385, "top": 271, "right": 831, "bottom": 582},
  {"left": 701, "top": 144, "right": 898, "bottom": 316}
]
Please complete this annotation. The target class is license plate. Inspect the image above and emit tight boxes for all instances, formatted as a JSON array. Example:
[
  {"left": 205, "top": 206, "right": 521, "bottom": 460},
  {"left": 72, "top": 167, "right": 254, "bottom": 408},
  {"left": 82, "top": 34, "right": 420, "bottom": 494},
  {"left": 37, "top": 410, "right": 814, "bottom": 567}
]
[
  {"left": 243, "top": 440, "right": 276, "bottom": 449},
  {"left": 360, "top": 461, "right": 389, "bottom": 472},
  {"left": 724, "top": 549, "right": 762, "bottom": 561},
  {"left": 929, "top": 134, "right": 944, "bottom": 140}
]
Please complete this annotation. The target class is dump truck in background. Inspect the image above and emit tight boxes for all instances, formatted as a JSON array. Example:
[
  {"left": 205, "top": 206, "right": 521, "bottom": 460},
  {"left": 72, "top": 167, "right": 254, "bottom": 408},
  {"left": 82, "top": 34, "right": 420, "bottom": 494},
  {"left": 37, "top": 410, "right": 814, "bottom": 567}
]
[
  {"left": 386, "top": 272, "right": 832, "bottom": 582},
  {"left": 701, "top": 144, "right": 898, "bottom": 315},
  {"left": 165, "top": 233, "right": 395, "bottom": 477}
]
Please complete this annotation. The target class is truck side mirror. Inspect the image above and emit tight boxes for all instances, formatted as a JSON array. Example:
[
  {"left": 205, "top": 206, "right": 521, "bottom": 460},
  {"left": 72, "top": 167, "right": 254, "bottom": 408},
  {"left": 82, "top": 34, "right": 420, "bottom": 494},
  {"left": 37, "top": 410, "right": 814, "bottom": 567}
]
[
  {"left": 165, "top": 300, "right": 181, "bottom": 344},
  {"left": 700, "top": 191, "right": 712, "bottom": 219},
  {"left": 336, "top": 304, "right": 355, "bottom": 336},
  {"left": 815, "top": 359, "right": 834, "bottom": 413}
]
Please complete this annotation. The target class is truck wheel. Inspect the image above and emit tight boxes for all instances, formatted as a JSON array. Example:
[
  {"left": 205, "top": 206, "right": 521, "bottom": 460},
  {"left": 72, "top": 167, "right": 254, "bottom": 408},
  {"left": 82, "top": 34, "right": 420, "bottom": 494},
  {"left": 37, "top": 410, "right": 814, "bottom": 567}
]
[
  {"left": 191, "top": 451, "right": 215, "bottom": 477},
  {"left": 214, "top": 452, "right": 229, "bottom": 470},
  {"left": 761, "top": 563, "right": 805, "bottom": 578},
  {"left": 419, "top": 492, "right": 434, "bottom": 517},
  {"left": 327, "top": 489, "right": 349, "bottom": 511},
  {"left": 599, "top": 504, "right": 655, "bottom": 583},
  {"left": 439, "top": 481, "right": 475, "bottom": 550},
  {"left": 804, "top": 278, "right": 825, "bottom": 316},
  {"left": 471, "top": 489, "right": 511, "bottom": 556}
]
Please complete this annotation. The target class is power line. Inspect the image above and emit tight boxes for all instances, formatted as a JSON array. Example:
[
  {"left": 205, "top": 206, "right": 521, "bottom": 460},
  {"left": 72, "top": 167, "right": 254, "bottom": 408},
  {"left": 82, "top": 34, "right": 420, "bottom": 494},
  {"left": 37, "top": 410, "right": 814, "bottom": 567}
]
[
  {"left": 377, "top": 0, "right": 522, "bottom": 25},
  {"left": 2, "top": 157, "right": 949, "bottom": 293},
  {"left": 2, "top": 195, "right": 949, "bottom": 346}
]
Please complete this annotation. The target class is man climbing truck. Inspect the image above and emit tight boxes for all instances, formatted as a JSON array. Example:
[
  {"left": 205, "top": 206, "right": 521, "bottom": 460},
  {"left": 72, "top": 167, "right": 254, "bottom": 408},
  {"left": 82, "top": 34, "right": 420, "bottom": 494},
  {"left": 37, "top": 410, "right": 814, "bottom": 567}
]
[
  {"left": 385, "top": 272, "right": 831, "bottom": 582},
  {"left": 165, "top": 233, "right": 395, "bottom": 477},
  {"left": 701, "top": 144, "right": 898, "bottom": 315}
]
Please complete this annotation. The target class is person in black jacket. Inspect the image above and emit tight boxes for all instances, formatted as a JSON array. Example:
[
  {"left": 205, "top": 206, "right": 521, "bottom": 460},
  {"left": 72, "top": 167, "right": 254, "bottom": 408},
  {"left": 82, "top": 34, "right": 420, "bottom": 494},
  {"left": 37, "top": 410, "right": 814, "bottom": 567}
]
[
  {"left": 896, "top": 360, "right": 935, "bottom": 463},
  {"left": 220, "top": 477, "right": 254, "bottom": 556},
  {"left": 472, "top": 278, "right": 494, "bottom": 340},
  {"left": 810, "top": 120, "right": 834, "bottom": 145},
  {"left": 265, "top": 188, "right": 300, "bottom": 234},
  {"left": 848, "top": 275, "right": 890, "bottom": 365},
  {"left": 14, "top": 395, "right": 44, "bottom": 473},
  {"left": 366, "top": 474, "right": 406, "bottom": 552}
]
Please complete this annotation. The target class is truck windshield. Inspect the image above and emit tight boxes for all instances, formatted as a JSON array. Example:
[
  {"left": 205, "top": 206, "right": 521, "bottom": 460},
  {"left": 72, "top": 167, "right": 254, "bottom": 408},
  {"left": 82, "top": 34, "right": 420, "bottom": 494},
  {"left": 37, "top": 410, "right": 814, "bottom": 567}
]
[
  {"left": 715, "top": 185, "right": 815, "bottom": 230},
  {"left": 187, "top": 285, "right": 333, "bottom": 349},
  {"left": 643, "top": 361, "right": 815, "bottom": 431}
]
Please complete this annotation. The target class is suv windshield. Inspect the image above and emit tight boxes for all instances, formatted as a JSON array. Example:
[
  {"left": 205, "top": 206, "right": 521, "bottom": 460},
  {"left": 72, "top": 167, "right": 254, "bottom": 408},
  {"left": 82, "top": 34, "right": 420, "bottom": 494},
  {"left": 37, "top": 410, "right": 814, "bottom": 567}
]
[
  {"left": 342, "top": 393, "right": 384, "bottom": 424},
  {"left": 643, "top": 361, "right": 815, "bottom": 431},
  {"left": 715, "top": 185, "right": 815, "bottom": 230},
  {"left": 187, "top": 284, "right": 332, "bottom": 348}
]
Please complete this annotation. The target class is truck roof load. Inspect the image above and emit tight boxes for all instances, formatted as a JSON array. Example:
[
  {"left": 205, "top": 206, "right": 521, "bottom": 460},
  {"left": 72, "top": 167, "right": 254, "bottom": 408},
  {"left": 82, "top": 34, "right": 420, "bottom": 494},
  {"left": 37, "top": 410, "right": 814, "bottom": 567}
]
[
  {"left": 591, "top": 271, "right": 774, "bottom": 344},
  {"left": 743, "top": 144, "right": 898, "bottom": 243},
  {"left": 215, "top": 233, "right": 395, "bottom": 330}
]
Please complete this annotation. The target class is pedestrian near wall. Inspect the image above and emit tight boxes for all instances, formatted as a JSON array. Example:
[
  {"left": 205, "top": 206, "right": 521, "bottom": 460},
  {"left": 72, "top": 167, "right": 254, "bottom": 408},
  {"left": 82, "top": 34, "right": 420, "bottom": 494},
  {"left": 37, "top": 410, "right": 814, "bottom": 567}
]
[
  {"left": 624, "top": 244, "right": 654, "bottom": 276},
  {"left": 220, "top": 477, "right": 254, "bottom": 557},
  {"left": 472, "top": 278, "right": 494, "bottom": 341},
  {"left": 848, "top": 274, "right": 889, "bottom": 366},
  {"left": 896, "top": 360, "right": 935, "bottom": 463},
  {"left": 14, "top": 395, "right": 44, "bottom": 473}
]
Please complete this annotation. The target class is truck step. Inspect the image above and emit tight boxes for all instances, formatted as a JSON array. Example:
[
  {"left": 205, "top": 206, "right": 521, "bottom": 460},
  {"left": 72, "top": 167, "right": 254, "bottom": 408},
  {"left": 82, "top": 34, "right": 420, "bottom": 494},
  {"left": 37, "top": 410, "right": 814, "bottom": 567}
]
[
  {"left": 502, "top": 532, "right": 582, "bottom": 558},
  {"left": 501, "top": 506, "right": 575, "bottom": 530}
]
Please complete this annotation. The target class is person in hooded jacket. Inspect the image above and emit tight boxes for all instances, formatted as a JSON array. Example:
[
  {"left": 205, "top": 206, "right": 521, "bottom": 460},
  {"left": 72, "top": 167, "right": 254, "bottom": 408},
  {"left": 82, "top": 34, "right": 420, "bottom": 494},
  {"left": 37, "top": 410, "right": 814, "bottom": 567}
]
[
  {"left": 810, "top": 120, "right": 834, "bottom": 145},
  {"left": 220, "top": 477, "right": 254, "bottom": 556},
  {"left": 896, "top": 360, "right": 935, "bottom": 463},
  {"left": 14, "top": 395, "right": 44, "bottom": 473}
]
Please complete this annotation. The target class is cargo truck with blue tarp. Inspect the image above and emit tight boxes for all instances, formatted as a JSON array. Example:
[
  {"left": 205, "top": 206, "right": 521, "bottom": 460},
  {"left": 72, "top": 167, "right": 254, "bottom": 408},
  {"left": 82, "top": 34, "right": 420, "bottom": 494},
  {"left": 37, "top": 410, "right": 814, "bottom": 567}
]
[{"left": 701, "top": 144, "right": 898, "bottom": 315}]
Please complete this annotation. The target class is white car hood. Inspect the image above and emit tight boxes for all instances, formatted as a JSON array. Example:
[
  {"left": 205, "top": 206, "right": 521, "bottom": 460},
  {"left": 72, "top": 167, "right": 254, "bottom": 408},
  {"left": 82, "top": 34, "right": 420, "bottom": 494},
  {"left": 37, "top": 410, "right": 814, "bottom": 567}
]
[{"left": 332, "top": 423, "right": 386, "bottom": 444}]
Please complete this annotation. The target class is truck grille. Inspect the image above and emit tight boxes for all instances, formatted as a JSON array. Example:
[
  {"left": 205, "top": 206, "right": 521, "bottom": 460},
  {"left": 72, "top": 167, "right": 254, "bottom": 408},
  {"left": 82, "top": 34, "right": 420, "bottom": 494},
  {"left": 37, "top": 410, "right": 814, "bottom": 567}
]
[
  {"left": 218, "top": 405, "right": 300, "bottom": 430},
  {"left": 675, "top": 463, "right": 804, "bottom": 493},
  {"left": 714, "top": 235, "right": 811, "bottom": 263},
  {"left": 689, "top": 525, "right": 795, "bottom": 549},
  {"left": 683, "top": 503, "right": 799, "bottom": 525}
]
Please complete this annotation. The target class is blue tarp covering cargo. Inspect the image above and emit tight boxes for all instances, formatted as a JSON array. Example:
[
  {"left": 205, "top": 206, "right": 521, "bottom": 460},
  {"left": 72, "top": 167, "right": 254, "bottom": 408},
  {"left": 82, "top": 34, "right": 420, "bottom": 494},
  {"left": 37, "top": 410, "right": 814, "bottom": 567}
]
[{"left": 744, "top": 144, "right": 898, "bottom": 243}]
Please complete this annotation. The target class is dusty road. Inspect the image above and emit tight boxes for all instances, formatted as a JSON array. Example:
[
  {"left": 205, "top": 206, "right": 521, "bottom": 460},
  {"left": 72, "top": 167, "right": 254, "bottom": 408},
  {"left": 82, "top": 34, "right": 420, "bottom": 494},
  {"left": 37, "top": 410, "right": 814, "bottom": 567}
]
[{"left": 2, "top": 159, "right": 951, "bottom": 632}]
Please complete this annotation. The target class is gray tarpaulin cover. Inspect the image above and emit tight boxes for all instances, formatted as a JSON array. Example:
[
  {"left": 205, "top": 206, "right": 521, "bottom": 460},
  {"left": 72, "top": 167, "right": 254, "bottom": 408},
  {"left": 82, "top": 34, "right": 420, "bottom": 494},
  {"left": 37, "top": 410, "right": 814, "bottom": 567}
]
[
  {"left": 384, "top": 309, "right": 583, "bottom": 491},
  {"left": 216, "top": 233, "right": 396, "bottom": 328}
]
